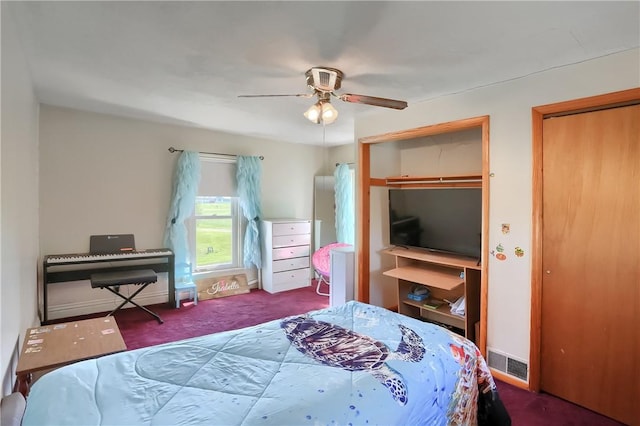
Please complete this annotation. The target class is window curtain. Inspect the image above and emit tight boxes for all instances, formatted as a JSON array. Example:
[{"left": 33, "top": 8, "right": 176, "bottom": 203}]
[
  {"left": 334, "top": 163, "right": 355, "bottom": 245},
  {"left": 163, "top": 151, "right": 201, "bottom": 265},
  {"left": 237, "top": 156, "right": 262, "bottom": 269}
]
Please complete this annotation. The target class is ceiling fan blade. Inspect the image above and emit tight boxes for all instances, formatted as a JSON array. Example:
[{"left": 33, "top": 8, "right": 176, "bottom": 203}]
[
  {"left": 339, "top": 93, "right": 408, "bottom": 110},
  {"left": 238, "top": 93, "right": 313, "bottom": 98}
]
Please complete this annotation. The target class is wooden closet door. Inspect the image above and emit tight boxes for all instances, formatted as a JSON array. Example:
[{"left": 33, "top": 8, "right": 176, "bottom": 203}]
[{"left": 541, "top": 104, "right": 639, "bottom": 425}]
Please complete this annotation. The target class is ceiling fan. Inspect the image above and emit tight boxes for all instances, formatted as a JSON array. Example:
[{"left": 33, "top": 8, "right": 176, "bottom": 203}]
[{"left": 238, "top": 67, "right": 408, "bottom": 125}]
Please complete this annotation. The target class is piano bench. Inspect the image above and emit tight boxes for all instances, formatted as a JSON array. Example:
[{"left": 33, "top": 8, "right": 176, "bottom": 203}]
[{"left": 90, "top": 269, "right": 163, "bottom": 324}]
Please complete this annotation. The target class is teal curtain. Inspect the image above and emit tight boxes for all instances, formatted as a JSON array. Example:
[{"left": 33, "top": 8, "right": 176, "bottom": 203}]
[
  {"left": 334, "top": 163, "right": 355, "bottom": 245},
  {"left": 163, "top": 151, "right": 200, "bottom": 265},
  {"left": 237, "top": 156, "right": 262, "bottom": 269}
]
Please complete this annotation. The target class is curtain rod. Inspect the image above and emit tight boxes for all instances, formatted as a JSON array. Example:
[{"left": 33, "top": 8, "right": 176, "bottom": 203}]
[{"left": 168, "top": 146, "right": 264, "bottom": 160}]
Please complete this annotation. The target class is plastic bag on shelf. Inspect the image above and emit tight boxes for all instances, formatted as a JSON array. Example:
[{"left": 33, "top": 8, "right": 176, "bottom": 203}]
[{"left": 449, "top": 296, "right": 465, "bottom": 317}]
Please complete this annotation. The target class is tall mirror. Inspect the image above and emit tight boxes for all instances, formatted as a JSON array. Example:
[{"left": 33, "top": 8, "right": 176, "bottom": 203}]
[{"left": 313, "top": 175, "right": 336, "bottom": 251}]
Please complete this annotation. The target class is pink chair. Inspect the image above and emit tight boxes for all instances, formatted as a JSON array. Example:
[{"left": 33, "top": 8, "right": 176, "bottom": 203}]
[{"left": 312, "top": 242, "right": 352, "bottom": 296}]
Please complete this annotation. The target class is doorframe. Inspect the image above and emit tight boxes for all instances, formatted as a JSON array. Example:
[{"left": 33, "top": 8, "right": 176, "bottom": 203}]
[{"left": 529, "top": 87, "right": 640, "bottom": 392}]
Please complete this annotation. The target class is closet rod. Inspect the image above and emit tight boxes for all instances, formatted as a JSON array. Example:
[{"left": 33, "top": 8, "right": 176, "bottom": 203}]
[
  {"left": 335, "top": 162, "right": 355, "bottom": 167},
  {"left": 168, "top": 146, "right": 264, "bottom": 160}
]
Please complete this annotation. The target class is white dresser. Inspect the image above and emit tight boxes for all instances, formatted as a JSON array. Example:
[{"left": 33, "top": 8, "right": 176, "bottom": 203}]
[{"left": 260, "top": 219, "right": 312, "bottom": 294}]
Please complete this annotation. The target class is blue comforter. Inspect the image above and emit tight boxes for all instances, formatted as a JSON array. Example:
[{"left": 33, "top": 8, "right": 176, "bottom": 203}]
[{"left": 22, "top": 301, "right": 501, "bottom": 425}]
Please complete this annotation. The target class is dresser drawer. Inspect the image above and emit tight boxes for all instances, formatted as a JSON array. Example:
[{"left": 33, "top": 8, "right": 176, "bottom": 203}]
[
  {"left": 272, "top": 257, "right": 310, "bottom": 273},
  {"left": 272, "top": 267, "right": 311, "bottom": 286},
  {"left": 272, "top": 221, "right": 311, "bottom": 236},
  {"left": 272, "top": 233, "right": 311, "bottom": 248},
  {"left": 272, "top": 245, "right": 310, "bottom": 261}
]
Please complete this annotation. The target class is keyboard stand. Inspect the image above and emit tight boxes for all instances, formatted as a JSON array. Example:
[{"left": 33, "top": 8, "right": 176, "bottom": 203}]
[
  {"left": 41, "top": 249, "right": 174, "bottom": 324},
  {"left": 90, "top": 269, "right": 163, "bottom": 324}
]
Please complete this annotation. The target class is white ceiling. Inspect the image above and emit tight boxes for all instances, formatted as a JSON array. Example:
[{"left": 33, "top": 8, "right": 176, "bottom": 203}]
[{"left": 7, "top": 1, "right": 639, "bottom": 146}]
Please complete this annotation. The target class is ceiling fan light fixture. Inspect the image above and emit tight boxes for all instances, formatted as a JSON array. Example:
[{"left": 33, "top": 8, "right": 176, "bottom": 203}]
[
  {"left": 243, "top": 66, "right": 408, "bottom": 125},
  {"left": 305, "top": 99, "right": 338, "bottom": 125},
  {"left": 304, "top": 102, "right": 322, "bottom": 123},
  {"left": 320, "top": 101, "right": 338, "bottom": 124}
]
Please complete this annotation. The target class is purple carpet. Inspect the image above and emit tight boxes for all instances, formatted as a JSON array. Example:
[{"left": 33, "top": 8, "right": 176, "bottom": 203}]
[
  {"left": 495, "top": 380, "right": 624, "bottom": 425},
  {"left": 111, "top": 284, "right": 331, "bottom": 350},
  {"left": 57, "top": 284, "right": 623, "bottom": 425}
]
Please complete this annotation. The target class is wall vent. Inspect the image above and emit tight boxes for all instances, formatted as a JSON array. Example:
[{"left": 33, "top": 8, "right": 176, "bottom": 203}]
[
  {"left": 487, "top": 350, "right": 507, "bottom": 371},
  {"left": 487, "top": 348, "right": 528, "bottom": 381},
  {"left": 507, "top": 357, "right": 529, "bottom": 381}
]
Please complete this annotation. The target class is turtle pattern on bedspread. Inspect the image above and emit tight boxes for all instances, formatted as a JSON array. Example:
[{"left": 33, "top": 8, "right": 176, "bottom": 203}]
[{"left": 281, "top": 316, "right": 425, "bottom": 405}]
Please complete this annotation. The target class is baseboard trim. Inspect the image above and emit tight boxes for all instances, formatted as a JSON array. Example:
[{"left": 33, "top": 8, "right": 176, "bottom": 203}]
[
  {"left": 47, "top": 291, "right": 168, "bottom": 321},
  {"left": 46, "top": 283, "right": 261, "bottom": 321},
  {"left": 491, "top": 368, "right": 530, "bottom": 390}
]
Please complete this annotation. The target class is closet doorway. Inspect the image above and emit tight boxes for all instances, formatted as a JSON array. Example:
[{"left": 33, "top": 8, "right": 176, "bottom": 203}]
[{"left": 530, "top": 88, "right": 639, "bottom": 425}]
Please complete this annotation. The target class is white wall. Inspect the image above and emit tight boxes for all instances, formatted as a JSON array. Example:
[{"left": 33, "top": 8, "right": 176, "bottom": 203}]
[
  {"left": 39, "top": 106, "right": 330, "bottom": 319},
  {"left": 397, "top": 129, "right": 482, "bottom": 176},
  {"left": 1, "top": 3, "right": 40, "bottom": 396},
  {"left": 328, "top": 143, "right": 356, "bottom": 173},
  {"left": 356, "top": 48, "right": 640, "bottom": 370}
]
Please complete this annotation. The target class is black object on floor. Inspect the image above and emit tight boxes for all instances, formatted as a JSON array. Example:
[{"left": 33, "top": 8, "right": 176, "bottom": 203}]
[{"left": 478, "top": 388, "right": 511, "bottom": 426}]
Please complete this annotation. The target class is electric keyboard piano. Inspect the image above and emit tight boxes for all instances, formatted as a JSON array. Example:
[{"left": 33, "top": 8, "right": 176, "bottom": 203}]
[
  {"left": 45, "top": 249, "right": 173, "bottom": 265},
  {"left": 41, "top": 248, "right": 175, "bottom": 324}
]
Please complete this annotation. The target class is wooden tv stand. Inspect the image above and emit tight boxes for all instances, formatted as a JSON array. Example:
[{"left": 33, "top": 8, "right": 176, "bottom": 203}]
[{"left": 383, "top": 247, "right": 481, "bottom": 343}]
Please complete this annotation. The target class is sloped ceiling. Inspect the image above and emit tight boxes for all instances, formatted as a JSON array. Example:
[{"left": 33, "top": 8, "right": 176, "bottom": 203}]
[{"left": 7, "top": 1, "right": 639, "bottom": 146}]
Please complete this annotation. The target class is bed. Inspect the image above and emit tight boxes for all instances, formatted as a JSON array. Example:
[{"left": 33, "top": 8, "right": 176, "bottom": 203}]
[{"left": 22, "top": 301, "right": 510, "bottom": 425}]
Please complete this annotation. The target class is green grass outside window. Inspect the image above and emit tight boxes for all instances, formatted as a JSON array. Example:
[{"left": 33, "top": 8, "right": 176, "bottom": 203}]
[{"left": 195, "top": 199, "right": 233, "bottom": 267}]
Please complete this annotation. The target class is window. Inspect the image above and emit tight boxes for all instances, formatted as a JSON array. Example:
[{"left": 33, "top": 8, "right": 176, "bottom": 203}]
[{"left": 187, "top": 156, "right": 244, "bottom": 272}]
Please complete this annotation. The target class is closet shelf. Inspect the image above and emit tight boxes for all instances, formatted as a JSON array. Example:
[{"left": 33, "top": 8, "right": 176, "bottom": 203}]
[{"left": 385, "top": 174, "right": 482, "bottom": 188}]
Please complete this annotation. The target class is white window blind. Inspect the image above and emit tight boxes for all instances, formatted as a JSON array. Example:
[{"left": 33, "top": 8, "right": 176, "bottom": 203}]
[{"left": 198, "top": 156, "right": 236, "bottom": 196}]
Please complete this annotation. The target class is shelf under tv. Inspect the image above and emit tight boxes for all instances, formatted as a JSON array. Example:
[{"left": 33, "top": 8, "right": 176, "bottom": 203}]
[{"left": 384, "top": 247, "right": 481, "bottom": 343}]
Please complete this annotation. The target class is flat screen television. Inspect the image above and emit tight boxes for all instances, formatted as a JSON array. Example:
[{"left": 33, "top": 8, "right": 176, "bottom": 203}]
[{"left": 388, "top": 188, "right": 482, "bottom": 259}]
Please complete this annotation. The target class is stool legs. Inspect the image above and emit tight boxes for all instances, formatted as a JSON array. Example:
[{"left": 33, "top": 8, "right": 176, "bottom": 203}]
[
  {"left": 175, "top": 285, "right": 198, "bottom": 308},
  {"left": 103, "top": 284, "right": 163, "bottom": 324}
]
